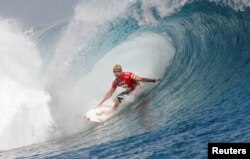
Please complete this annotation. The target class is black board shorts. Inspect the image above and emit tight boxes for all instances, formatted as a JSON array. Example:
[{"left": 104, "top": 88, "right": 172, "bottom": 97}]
[{"left": 117, "top": 91, "right": 130, "bottom": 103}]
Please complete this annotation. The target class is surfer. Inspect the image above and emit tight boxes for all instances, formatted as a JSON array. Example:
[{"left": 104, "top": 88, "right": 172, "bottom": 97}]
[{"left": 98, "top": 64, "right": 161, "bottom": 113}]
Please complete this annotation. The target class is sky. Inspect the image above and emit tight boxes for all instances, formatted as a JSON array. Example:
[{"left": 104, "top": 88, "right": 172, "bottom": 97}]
[{"left": 0, "top": 0, "right": 80, "bottom": 28}]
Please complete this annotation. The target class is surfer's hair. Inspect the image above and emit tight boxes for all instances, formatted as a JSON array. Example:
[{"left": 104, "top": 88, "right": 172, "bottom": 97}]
[{"left": 113, "top": 64, "right": 122, "bottom": 72}]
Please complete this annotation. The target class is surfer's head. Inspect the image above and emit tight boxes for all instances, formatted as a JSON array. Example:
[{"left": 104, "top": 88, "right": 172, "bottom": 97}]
[{"left": 113, "top": 64, "right": 122, "bottom": 78}]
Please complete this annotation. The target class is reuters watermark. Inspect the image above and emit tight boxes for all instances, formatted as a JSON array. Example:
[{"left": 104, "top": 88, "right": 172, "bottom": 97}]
[{"left": 208, "top": 143, "right": 250, "bottom": 159}]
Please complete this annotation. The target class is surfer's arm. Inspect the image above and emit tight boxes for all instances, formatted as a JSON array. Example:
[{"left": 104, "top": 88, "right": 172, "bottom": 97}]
[
  {"left": 98, "top": 87, "right": 115, "bottom": 106},
  {"left": 134, "top": 76, "right": 161, "bottom": 83}
]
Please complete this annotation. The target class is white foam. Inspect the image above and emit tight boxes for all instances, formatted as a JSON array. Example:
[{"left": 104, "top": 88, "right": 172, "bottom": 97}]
[
  {"left": 46, "top": 0, "right": 133, "bottom": 82},
  {"left": 210, "top": 0, "right": 250, "bottom": 11},
  {"left": 131, "top": 0, "right": 189, "bottom": 25},
  {"left": 0, "top": 19, "right": 54, "bottom": 151}
]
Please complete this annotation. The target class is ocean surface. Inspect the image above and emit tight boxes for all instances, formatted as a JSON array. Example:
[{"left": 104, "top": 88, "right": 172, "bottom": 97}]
[{"left": 0, "top": 0, "right": 250, "bottom": 158}]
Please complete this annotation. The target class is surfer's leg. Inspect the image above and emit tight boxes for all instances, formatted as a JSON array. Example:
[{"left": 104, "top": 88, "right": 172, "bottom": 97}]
[
  {"left": 102, "top": 91, "right": 130, "bottom": 115},
  {"left": 112, "top": 90, "right": 130, "bottom": 110},
  {"left": 99, "top": 96, "right": 119, "bottom": 115},
  {"left": 101, "top": 97, "right": 120, "bottom": 115},
  {"left": 113, "top": 97, "right": 120, "bottom": 110},
  {"left": 101, "top": 91, "right": 128, "bottom": 115}
]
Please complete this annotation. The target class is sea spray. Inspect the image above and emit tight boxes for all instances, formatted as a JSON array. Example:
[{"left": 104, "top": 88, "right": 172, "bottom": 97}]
[{"left": 0, "top": 19, "right": 54, "bottom": 150}]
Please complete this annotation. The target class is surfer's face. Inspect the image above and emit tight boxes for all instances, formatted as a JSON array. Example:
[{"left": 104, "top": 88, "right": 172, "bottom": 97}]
[{"left": 113, "top": 70, "right": 121, "bottom": 78}]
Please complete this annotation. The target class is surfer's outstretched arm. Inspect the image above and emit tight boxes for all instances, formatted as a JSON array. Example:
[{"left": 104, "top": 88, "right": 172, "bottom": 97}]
[
  {"left": 98, "top": 87, "right": 115, "bottom": 106},
  {"left": 134, "top": 76, "right": 161, "bottom": 83}
]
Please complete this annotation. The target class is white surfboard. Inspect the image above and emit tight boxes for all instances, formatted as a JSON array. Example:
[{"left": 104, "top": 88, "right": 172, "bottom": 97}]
[{"left": 84, "top": 106, "right": 115, "bottom": 123}]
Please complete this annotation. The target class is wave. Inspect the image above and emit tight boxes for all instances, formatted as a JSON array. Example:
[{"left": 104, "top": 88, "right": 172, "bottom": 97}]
[{"left": 0, "top": 0, "right": 250, "bottom": 156}]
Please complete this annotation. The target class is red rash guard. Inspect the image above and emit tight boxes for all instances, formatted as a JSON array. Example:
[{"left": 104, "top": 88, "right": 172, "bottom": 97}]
[{"left": 112, "top": 72, "right": 139, "bottom": 91}]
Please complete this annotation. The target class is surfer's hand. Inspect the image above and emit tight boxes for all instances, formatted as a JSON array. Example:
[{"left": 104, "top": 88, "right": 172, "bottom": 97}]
[{"left": 157, "top": 78, "right": 162, "bottom": 82}]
